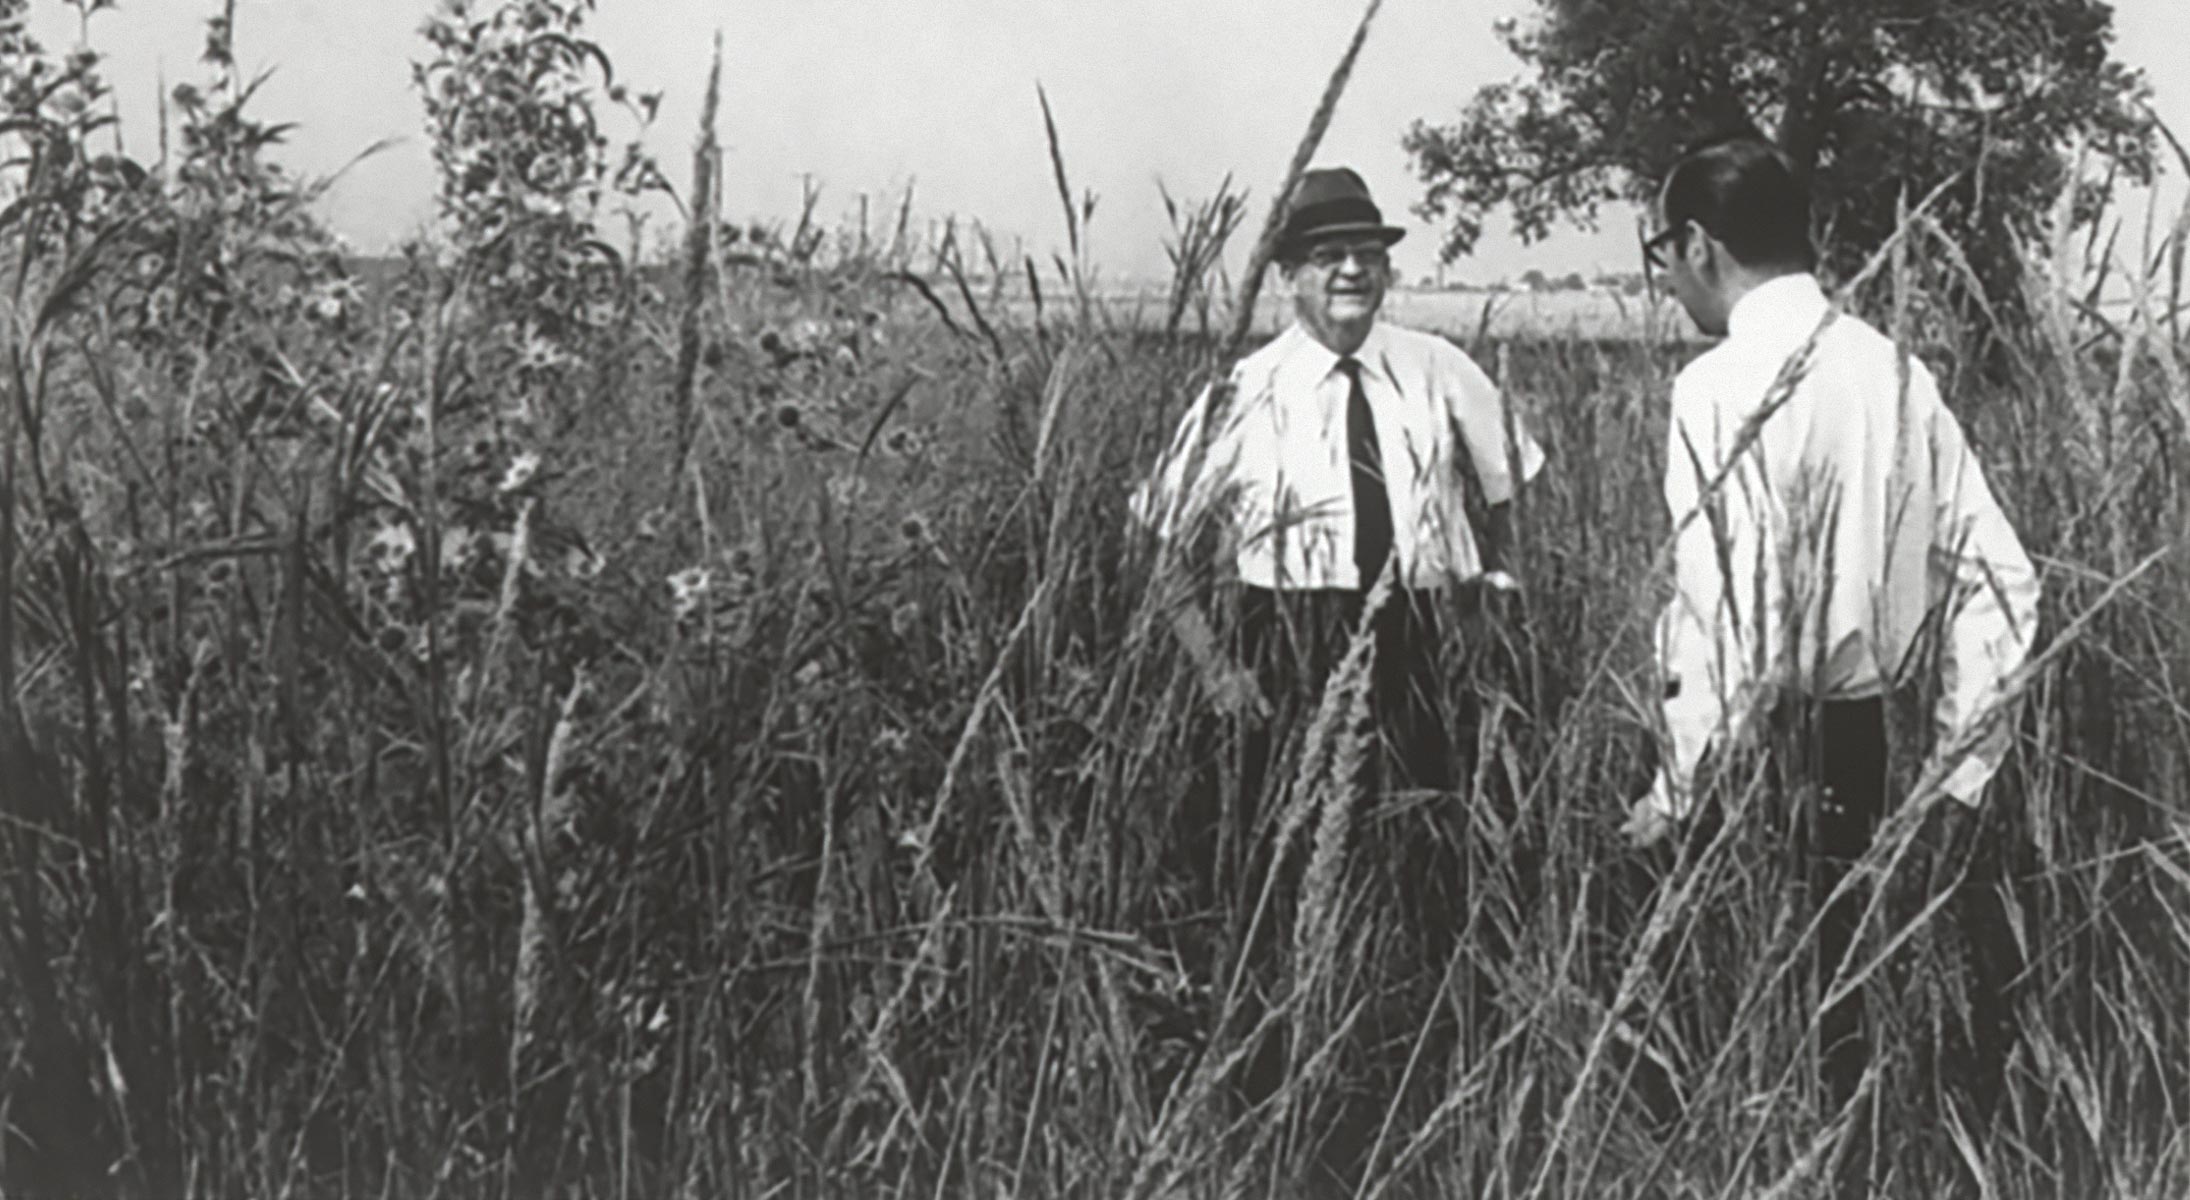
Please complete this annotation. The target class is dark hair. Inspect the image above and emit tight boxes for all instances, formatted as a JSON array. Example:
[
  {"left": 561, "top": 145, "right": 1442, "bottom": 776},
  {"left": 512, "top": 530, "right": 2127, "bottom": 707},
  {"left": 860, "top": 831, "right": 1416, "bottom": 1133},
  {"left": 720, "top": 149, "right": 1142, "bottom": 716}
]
[{"left": 1661, "top": 132, "right": 1815, "bottom": 271}]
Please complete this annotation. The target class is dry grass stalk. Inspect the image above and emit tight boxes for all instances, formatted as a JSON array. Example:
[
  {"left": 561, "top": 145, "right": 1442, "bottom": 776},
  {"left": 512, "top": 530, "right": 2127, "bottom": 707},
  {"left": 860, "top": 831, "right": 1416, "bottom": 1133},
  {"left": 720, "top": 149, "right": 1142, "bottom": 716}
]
[
  {"left": 671, "top": 32, "right": 725, "bottom": 472},
  {"left": 1289, "top": 566, "right": 1392, "bottom": 977},
  {"left": 512, "top": 671, "right": 588, "bottom": 1068},
  {"left": 1224, "top": 0, "right": 1387, "bottom": 356}
]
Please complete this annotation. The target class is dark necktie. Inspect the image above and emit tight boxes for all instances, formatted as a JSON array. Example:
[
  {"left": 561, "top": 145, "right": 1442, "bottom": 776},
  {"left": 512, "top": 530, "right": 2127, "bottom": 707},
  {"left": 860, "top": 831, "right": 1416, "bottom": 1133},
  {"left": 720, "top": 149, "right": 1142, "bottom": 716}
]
[{"left": 1338, "top": 356, "right": 1392, "bottom": 587}]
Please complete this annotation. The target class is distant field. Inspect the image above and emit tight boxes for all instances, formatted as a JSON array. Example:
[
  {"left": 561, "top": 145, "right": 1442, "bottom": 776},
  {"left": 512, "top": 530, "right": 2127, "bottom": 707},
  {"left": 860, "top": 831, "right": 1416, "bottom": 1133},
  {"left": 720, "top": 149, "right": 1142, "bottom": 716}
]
[{"left": 994, "top": 282, "right": 1693, "bottom": 342}]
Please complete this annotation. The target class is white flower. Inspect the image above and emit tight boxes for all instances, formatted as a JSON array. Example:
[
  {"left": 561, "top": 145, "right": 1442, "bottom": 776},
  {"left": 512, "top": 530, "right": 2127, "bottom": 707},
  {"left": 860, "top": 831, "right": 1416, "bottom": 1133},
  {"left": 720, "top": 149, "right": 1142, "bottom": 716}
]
[
  {"left": 515, "top": 330, "right": 569, "bottom": 373},
  {"left": 498, "top": 450, "right": 541, "bottom": 494},
  {"left": 668, "top": 567, "right": 713, "bottom": 621},
  {"left": 563, "top": 545, "right": 604, "bottom": 581},
  {"left": 305, "top": 279, "right": 358, "bottom": 324},
  {"left": 884, "top": 427, "right": 925, "bottom": 458},
  {"left": 439, "top": 526, "right": 475, "bottom": 573},
  {"left": 367, "top": 522, "right": 417, "bottom": 569}
]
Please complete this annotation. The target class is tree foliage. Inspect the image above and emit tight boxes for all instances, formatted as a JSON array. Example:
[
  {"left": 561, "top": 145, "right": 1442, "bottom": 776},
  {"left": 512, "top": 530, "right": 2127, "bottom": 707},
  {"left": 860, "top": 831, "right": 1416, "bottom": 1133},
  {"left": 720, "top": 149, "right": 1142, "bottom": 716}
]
[{"left": 1404, "top": 0, "right": 2157, "bottom": 292}]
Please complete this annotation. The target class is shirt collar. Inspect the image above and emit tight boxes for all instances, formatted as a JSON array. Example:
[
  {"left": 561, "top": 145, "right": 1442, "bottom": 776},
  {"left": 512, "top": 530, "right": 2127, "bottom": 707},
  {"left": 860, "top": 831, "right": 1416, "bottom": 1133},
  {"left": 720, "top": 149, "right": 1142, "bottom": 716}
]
[
  {"left": 1281, "top": 320, "right": 1393, "bottom": 386},
  {"left": 1725, "top": 272, "right": 1829, "bottom": 343}
]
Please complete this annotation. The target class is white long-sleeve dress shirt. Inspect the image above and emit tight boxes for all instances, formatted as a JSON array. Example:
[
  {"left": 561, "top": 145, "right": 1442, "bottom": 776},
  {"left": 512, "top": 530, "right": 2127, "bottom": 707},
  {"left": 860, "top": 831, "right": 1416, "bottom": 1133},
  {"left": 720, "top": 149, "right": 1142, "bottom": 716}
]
[
  {"left": 1132, "top": 321, "right": 1545, "bottom": 591},
  {"left": 1651, "top": 274, "right": 2039, "bottom": 813}
]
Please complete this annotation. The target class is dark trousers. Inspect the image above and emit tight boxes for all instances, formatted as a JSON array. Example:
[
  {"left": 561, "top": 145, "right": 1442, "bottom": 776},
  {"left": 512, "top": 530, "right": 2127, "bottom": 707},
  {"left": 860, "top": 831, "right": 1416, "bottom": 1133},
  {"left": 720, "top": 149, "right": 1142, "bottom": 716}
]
[
  {"left": 1175, "top": 584, "right": 1517, "bottom": 1190},
  {"left": 1760, "top": 696, "right": 2022, "bottom": 1199},
  {"left": 1779, "top": 697, "right": 1891, "bottom": 1123}
]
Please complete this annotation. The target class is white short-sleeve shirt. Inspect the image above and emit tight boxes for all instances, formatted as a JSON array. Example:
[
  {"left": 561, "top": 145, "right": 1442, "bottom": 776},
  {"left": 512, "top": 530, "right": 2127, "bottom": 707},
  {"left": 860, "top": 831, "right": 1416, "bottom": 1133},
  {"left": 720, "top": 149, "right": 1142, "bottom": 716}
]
[{"left": 1133, "top": 321, "right": 1546, "bottom": 591}]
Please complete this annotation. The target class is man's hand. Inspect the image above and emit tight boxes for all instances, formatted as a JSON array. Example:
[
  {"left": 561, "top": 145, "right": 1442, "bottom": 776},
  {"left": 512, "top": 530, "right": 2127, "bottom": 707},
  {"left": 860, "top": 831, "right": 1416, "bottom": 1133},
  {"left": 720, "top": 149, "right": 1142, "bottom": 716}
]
[
  {"left": 1166, "top": 605, "right": 1268, "bottom": 720},
  {"left": 1202, "top": 660, "right": 1271, "bottom": 722},
  {"left": 1622, "top": 772, "right": 1687, "bottom": 848},
  {"left": 1622, "top": 797, "right": 1675, "bottom": 848}
]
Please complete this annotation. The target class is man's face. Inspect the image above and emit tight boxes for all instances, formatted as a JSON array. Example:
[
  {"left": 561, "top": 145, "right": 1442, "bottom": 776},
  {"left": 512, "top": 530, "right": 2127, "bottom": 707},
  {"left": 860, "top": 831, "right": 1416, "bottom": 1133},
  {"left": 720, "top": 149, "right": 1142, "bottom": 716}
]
[{"left": 1285, "top": 237, "right": 1390, "bottom": 354}]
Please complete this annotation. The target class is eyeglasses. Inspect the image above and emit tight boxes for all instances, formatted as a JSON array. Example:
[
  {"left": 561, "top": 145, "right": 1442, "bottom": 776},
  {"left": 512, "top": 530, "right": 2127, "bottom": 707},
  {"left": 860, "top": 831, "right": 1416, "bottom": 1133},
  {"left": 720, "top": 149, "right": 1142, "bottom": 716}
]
[
  {"left": 1639, "top": 219, "right": 1685, "bottom": 302},
  {"left": 1302, "top": 242, "right": 1390, "bottom": 271},
  {"left": 1641, "top": 224, "right": 1684, "bottom": 271}
]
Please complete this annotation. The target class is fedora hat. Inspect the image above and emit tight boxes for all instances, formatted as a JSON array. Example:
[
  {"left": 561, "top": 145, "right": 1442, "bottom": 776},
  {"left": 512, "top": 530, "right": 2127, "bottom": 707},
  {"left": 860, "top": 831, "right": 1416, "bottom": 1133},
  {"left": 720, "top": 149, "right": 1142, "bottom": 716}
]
[{"left": 1276, "top": 167, "right": 1406, "bottom": 256}]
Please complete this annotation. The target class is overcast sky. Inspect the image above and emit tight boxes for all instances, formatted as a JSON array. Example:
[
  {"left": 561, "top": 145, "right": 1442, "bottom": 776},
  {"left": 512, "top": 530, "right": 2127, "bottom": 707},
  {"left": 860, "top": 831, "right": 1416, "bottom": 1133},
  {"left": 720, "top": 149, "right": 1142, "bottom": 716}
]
[{"left": 33, "top": 0, "right": 2190, "bottom": 284}]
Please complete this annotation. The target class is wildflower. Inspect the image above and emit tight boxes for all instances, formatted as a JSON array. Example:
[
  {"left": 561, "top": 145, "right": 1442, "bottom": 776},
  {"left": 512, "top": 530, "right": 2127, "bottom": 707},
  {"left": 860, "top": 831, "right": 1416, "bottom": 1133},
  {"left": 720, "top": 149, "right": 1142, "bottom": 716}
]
[
  {"left": 439, "top": 526, "right": 476, "bottom": 573},
  {"left": 884, "top": 427, "right": 925, "bottom": 458},
  {"left": 889, "top": 600, "right": 920, "bottom": 640},
  {"left": 515, "top": 329, "right": 569, "bottom": 374},
  {"left": 876, "top": 727, "right": 910, "bottom": 756},
  {"left": 825, "top": 474, "right": 866, "bottom": 508},
  {"left": 667, "top": 567, "right": 712, "bottom": 622},
  {"left": 899, "top": 513, "right": 931, "bottom": 546},
  {"left": 563, "top": 544, "right": 604, "bottom": 581},
  {"left": 771, "top": 401, "right": 805, "bottom": 431},
  {"left": 498, "top": 450, "right": 541, "bottom": 494},
  {"left": 305, "top": 280, "right": 357, "bottom": 324},
  {"left": 367, "top": 522, "right": 417, "bottom": 570},
  {"left": 406, "top": 622, "right": 434, "bottom": 663},
  {"left": 793, "top": 660, "right": 824, "bottom": 688}
]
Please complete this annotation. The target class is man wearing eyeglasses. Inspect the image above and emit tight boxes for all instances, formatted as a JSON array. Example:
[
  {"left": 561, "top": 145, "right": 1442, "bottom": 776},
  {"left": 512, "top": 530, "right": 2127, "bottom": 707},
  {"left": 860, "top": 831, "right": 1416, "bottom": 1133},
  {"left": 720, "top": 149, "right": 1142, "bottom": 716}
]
[
  {"left": 1132, "top": 165, "right": 1544, "bottom": 1185},
  {"left": 1137, "top": 164, "right": 1543, "bottom": 757},
  {"left": 1627, "top": 132, "right": 2039, "bottom": 1197},
  {"left": 1136, "top": 162, "right": 1544, "bottom": 818}
]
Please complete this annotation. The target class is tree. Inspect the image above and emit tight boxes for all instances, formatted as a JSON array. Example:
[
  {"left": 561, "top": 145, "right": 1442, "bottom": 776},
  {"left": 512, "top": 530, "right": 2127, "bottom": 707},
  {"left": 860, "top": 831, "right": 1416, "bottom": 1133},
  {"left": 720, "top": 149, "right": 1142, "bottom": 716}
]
[{"left": 1403, "top": 0, "right": 2156, "bottom": 302}]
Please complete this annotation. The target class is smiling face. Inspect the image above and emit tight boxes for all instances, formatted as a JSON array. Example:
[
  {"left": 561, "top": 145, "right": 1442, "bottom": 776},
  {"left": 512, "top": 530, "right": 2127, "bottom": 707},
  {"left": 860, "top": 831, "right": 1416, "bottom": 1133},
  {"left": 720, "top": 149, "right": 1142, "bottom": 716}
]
[{"left": 1284, "top": 237, "right": 1391, "bottom": 355}]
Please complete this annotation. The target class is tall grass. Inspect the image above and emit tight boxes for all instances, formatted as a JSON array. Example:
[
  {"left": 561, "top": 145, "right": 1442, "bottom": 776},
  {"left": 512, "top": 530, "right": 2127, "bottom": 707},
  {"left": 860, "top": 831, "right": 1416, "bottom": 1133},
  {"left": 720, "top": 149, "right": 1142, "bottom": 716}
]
[{"left": 2, "top": 12, "right": 2188, "bottom": 1200}]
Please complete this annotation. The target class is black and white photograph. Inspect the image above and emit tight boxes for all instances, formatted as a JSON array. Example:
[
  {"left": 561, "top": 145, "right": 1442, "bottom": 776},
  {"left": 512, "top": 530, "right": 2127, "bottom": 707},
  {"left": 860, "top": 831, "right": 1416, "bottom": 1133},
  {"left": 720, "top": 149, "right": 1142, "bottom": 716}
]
[{"left": 1, "top": 1, "right": 2187, "bottom": 1196}]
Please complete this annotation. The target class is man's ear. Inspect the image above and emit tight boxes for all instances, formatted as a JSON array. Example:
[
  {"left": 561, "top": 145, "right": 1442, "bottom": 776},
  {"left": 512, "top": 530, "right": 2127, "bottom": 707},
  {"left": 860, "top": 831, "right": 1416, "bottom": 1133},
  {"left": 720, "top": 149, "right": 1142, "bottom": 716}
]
[{"left": 1686, "top": 222, "right": 1721, "bottom": 282}]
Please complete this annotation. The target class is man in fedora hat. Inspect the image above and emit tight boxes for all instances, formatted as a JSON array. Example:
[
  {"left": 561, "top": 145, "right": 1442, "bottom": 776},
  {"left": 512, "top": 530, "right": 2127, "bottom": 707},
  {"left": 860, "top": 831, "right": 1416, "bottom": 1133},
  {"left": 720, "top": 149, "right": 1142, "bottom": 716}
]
[
  {"left": 1132, "top": 165, "right": 1545, "bottom": 1185},
  {"left": 1136, "top": 164, "right": 1544, "bottom": 773}
]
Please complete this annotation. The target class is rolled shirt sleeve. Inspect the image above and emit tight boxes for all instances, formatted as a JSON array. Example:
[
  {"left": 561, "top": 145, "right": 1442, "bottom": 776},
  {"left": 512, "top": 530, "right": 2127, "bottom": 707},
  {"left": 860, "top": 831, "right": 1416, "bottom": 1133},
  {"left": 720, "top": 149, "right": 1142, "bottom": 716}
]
[{"left": 1444, "top": 344, "right": 1546, "bottom": 504}]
